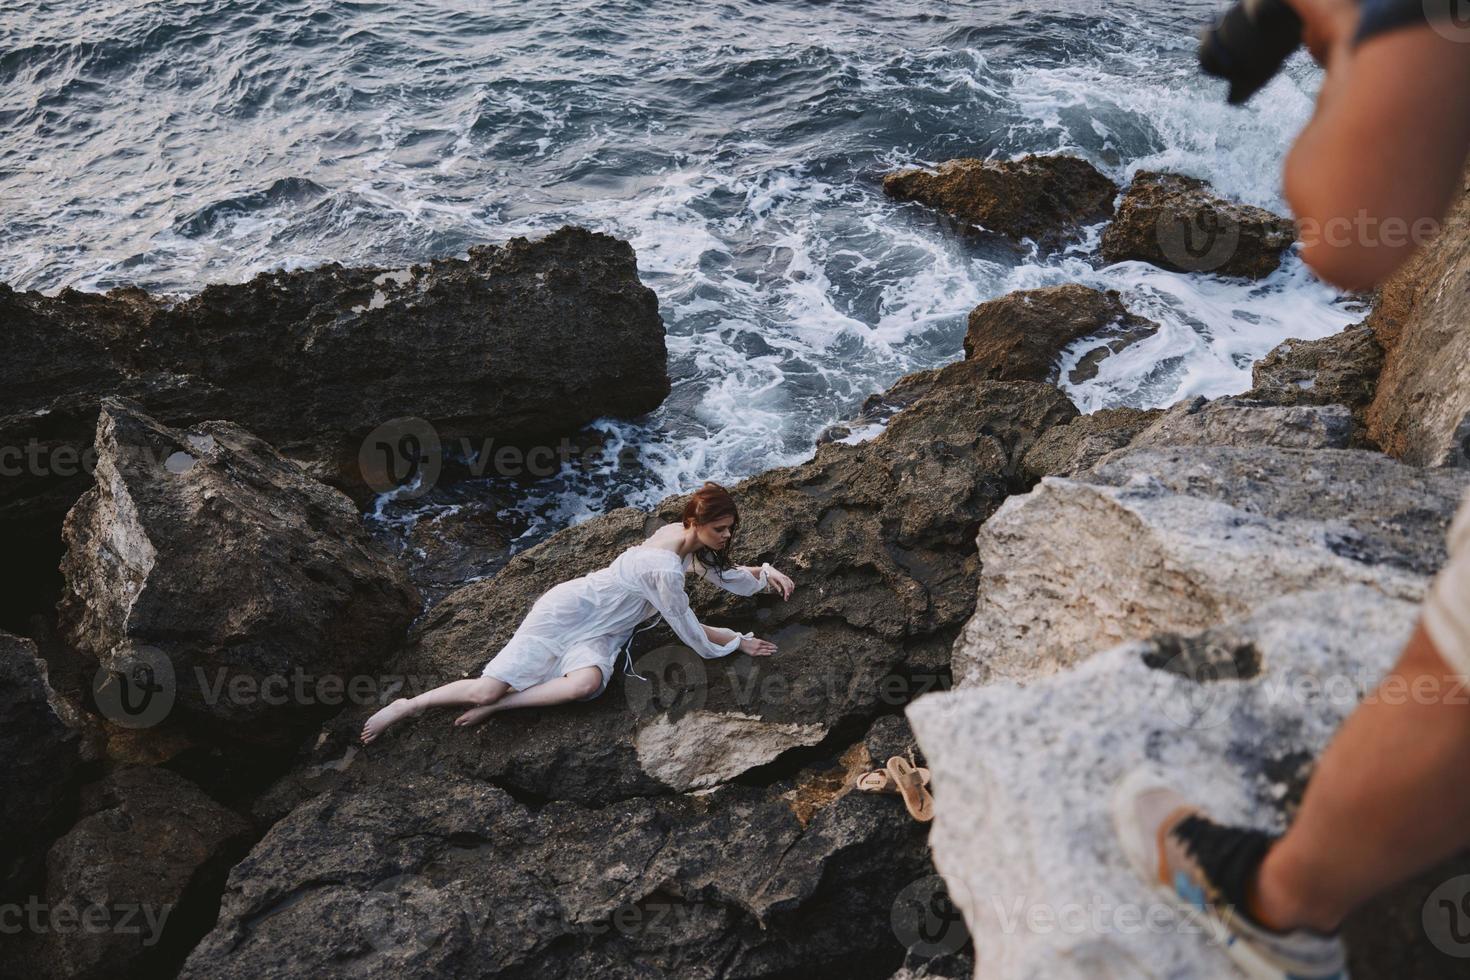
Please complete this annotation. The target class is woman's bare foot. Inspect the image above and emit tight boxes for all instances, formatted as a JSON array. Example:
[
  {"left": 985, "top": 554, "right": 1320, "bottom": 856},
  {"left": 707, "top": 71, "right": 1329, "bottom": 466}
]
[
  {"left": 453, "top": 704, "right": 497, "bottom": 728},
  {"left": 360, "top": 697, "right": 420, "bottom": 744}
]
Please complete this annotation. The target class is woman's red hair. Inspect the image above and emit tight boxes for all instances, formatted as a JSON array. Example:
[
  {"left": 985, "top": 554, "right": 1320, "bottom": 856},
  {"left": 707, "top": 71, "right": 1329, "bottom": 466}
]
[{"left": 681, "top": 481, "right": 739, "bottom": 574}]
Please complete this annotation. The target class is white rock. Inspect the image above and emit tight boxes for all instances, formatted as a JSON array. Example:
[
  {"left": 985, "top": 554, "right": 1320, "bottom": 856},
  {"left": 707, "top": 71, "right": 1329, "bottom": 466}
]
[{"left": 908, "top": 587, "right": 1417, "bottom": 980}]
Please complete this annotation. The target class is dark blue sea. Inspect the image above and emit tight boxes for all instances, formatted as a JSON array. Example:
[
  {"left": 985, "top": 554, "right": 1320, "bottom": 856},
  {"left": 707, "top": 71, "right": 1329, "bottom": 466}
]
[{"left": 1, "top": 0, "right": 1360, "bottom": 560}]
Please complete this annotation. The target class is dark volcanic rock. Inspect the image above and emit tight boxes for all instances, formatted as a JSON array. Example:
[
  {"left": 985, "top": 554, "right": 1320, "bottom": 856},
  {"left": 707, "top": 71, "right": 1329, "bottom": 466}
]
[
  {"left": 184, "top": 713, "right": 953, "bottom": 980},
  {"left": 57, "top": 399, "right": 420, "bottom": 753},
  {"left": 882, "top": 154, "right": 1118, "bottom": 247},
  {"left": 963, "top": 284, "right": 1159, "bottom": 383},
  {"left": 0, "top": 632, "right": 84, "bottom": 901},
  {"left": 1100, "top": 171, "right": 1296, "bottom": 279},
  {"left": 29, "top": 766, "right": 252, "bottom": 980},
  {"left": 0, "top": 226, "right": 667, "bottom": 627},
  {"left": 213, "top": 370, "right": 1073, "bottom": 976}
]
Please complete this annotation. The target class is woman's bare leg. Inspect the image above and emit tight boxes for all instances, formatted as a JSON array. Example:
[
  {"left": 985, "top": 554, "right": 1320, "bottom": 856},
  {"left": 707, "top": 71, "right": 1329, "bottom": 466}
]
[
  {"left": 453, "top": 667, "right": 602, "bottom": 727},
  {"left": 361, "top": 675, "right": 511, "bottom": 743}
]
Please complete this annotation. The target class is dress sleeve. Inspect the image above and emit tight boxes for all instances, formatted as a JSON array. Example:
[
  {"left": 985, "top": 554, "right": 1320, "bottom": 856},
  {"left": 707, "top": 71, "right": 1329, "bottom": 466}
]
[
  {"left": 644, "top": 568, "right": 752, "bottom": 659},
  {"left": 700, "top": 561, "right": 772, "bottom": 597}
]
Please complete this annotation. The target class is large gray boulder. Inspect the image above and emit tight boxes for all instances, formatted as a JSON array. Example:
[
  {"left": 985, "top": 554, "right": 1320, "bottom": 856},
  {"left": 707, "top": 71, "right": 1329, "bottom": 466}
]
[
  {"left": 57, "top": 399, "right": 421, "bottom": 751},
  {"left": 910, "top": 587, "right": 1465, "bottom": 979},
  {"left": 954, "top": 444, "right": 1468, "bottom": 687}
]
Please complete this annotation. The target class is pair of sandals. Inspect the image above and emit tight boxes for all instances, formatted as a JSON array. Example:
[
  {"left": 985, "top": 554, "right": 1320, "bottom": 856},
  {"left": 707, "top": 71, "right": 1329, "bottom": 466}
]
[{"left": 854, "top": 754, "right": 934, "bottom": 822}]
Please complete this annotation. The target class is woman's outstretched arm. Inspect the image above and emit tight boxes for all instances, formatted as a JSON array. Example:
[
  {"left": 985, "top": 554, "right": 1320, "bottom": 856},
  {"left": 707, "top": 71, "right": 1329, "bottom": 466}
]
[
  {"left": 698, "top": 560, "right": 796, "bottom": 599},
  {"left": 644, "top": 568, "right": 776, "bottom": 658}
]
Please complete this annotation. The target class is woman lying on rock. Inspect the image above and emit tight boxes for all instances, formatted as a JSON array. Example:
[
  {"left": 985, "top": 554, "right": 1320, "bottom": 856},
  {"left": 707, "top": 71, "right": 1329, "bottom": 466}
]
[{"left": 360, "top": 481, "right": 796, "bottom": 743}]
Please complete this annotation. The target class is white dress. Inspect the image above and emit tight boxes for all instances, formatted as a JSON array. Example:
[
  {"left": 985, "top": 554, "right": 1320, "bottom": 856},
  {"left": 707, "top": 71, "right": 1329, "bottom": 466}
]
[{"left": 480, "top": 542, "right": 774, "bottom": 700}]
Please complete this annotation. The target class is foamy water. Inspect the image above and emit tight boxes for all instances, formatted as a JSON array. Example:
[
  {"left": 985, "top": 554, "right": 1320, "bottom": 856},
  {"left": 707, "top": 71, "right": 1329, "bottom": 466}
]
[{"left": 1, "top": 1, "right": 1360, "bottom": 561}]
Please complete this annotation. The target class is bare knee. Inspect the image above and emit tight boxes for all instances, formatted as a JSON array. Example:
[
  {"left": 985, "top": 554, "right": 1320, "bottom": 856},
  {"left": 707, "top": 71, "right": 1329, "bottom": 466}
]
[
  {"left": 568, "top": 667, "right": 602, "bottom": 700},
  {"left": 472, "top": 677, "right": 508, "bottom": 705}
]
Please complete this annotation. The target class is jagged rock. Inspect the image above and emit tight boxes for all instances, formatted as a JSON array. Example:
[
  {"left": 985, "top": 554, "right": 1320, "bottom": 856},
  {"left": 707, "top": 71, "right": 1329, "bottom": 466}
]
[
  {"left": 882, "top": 154, "right": 1118, "bottom": 246},
  {"left": 0, "top": 226, "right": 667, "bottom": 626},
  {"left": 962, "top": 284, "right": 1159, "bottom": 384},
  {"left": 24, "top": 766, "right": 253, "bottom": 980},
  {"left": 1364, "top": 173, "right": 1470, "bottom": 467},
  {"left": 953, "top": 445, "right": 1469, "bottom": 687},
  {"left": 1246, "top": 324, "right": 1384, "bottom": 413},
  {"left": 0, "top": 632, "right": 83, "bottom": 901},
  {"left": 1100, "top": 171, "right": 1296, "bottom": 279},
  {"left": 909, "top": 587, "right": 1466, "bottom": 979},
  {"left": 1021, "top": 407, "right": 1163, "bottom": 480},
  {"left": 1126, "top": 396, "right": 1352, "bottom": 451},
  {"left": 182, "top": 713, "right": 945, "bottom": 979},
  {"left": 57, "top": 399, "right": 420, "bottom": 752},
  {"left": 258, "top": 371, "right": 1078, "bottom": 820}
]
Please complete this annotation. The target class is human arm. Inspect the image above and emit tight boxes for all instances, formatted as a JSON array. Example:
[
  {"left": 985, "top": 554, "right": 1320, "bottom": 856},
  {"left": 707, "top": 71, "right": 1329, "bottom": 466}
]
[
  {"left": 699, "top": 561, "right": 796, "bottom": 599},
  {"left": 645, "top": 568, "right": 754, "bottom": 659},
  {"left": 1281, "top": 0, "right": 1470, "bottom": 289},
  {"left": 702, "top": 623, "right": 777, "bottom": 655}
]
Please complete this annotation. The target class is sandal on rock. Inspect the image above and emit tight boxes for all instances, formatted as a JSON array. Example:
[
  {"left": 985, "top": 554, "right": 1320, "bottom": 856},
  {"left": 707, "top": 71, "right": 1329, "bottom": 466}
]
[
  {"left": 885, "top": 755, "right": 934, "bottom": 822},
  {"left": 855, "top": 766, "right": 931, "bottom": 794}
]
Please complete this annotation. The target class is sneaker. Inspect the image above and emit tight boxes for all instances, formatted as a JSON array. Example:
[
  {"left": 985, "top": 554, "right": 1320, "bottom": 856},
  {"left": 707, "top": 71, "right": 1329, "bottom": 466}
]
[{"left": 1110, "top": 767, "right": 1349, "bottom": 980}]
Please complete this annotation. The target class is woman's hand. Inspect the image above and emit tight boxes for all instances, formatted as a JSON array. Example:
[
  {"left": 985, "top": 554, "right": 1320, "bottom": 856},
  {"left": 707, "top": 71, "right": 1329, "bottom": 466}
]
[
  {"left": 764, "top": 565, "right": 795, "bottom": 600},
  {"left": 740, "top": 635, "right": 777, "bottom": 656}
]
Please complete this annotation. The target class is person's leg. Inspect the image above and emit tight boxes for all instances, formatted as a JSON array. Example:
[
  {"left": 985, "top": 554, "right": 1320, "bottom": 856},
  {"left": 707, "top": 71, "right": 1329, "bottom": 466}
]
[
  {"left": 360, "top": 675, "right": 511, "bottom": 743},
  {"left": 453, "top": 667, "right": 602, "bottom": 727},
  {"left": 1249, "top": 621, "right": 1470, "bottom": 933}
]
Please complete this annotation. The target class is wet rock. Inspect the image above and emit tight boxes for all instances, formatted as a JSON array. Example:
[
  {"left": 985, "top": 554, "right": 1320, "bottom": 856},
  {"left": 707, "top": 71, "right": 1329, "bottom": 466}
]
[
  {"left": 57, "top": 399, "right": 420, "bottom": 753},
  {"left": 0, "top": 226, "right": 667, "bottom": 625},
  {"left": 183, "top": 712, "right": 947, "bottom": 980},
  {"left": 1247, "top": 325, "right": 1383, "bottom": 411},
  {"left": 0, "top": 632, "right": 84, "bottom": 901},
  {"left": 1100, "top": 171, "right": 1296, "bottom": 279},
  {"left": 31, "top": 765, "right": 252, "bottom": 980},
  {"left": 1246, "top": 324, "right": 1385, "bottom": 447},
  {"left": 910, "top": 586, "right": 1459, "bottom": 979},
  {"left": 1021, "top": 407, "right": 1163, "bottom": 479},
  {"left": 882, "top": 154, "right": 1118, "bottom": 247},
  {"left": 953, "top": 444, "right": 1468, "bottom": 687},
  {"left": 820, "top": 359, "right": 1081, "bottom": 453},
  {"left": 1364, "top": 173, "right": 1470, "bottom": 467},
  {"left": 963, "top": 284, "right": 1159, "bottom": 383}
]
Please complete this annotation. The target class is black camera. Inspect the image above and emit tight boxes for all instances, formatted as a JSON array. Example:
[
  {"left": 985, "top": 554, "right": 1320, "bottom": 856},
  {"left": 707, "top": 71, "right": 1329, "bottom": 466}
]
[{"left": 1198, "top": 0, "right": 1304, "bottom": 104}]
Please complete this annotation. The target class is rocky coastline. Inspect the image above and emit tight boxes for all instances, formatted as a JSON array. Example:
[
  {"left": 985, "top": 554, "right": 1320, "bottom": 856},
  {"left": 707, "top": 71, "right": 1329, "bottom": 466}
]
[{"left": 2, "top": 157, "right": 1468, "bottom": 979}]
